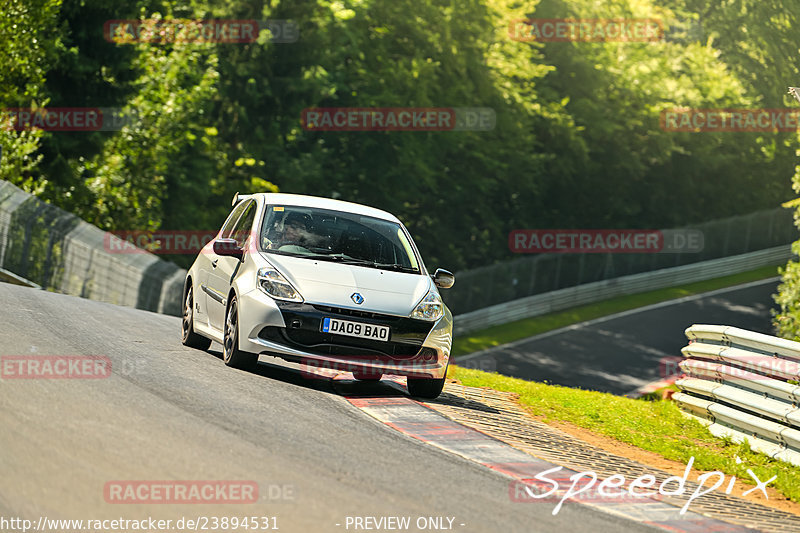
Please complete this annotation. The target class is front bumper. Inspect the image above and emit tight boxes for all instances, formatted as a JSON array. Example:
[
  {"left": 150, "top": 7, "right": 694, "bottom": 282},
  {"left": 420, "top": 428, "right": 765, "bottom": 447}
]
[{"left": 237, "top": 288, "right": 453, "bottom": 379}]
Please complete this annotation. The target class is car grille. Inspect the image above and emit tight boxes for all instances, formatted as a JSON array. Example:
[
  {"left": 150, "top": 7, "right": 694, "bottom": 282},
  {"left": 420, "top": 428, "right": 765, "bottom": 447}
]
[
  {"left": 258, "top": 302, "right": 434, "bottom": 359},
  {"left": 312, "top": 305, "right": 389, "bottom": 320}
]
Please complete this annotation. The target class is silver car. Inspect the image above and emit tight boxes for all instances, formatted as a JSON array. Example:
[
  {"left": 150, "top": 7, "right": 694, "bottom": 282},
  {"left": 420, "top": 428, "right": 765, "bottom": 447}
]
[{"left": 181, "top": 193, "right": 455, "bottom": 398}]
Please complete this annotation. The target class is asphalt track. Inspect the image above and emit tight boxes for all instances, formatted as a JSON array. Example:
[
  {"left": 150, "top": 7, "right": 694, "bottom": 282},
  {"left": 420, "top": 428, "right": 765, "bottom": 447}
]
[
  {"left": 457, "top": 278, "right": 780, "bottom": 395},
  {"left": 0, "top": 283, "right": 661, "bottom": 533}
]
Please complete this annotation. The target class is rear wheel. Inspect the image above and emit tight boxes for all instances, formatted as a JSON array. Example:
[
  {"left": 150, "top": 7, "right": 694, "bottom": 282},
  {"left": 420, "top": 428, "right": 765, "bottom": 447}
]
[
  {"left": 223, "top": 295, "right": 258, "bottom": 370},
  {"left": 181, "top": 285, "right": 211, "bottom": 350}
]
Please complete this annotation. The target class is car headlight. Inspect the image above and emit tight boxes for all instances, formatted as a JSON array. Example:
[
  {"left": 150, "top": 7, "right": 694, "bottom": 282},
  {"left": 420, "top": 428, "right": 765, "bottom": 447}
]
[
  {"left": 257, "top": 267, "right": 303, "bottom": 302},
  {"left": 410, "top": 291, "right": 444, "bottom": 322}
]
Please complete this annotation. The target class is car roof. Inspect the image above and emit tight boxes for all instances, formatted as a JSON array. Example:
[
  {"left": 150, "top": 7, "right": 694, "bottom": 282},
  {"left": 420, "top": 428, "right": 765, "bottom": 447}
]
[{"left": 248, "top": 193, "right": 401, "bottom": 223}]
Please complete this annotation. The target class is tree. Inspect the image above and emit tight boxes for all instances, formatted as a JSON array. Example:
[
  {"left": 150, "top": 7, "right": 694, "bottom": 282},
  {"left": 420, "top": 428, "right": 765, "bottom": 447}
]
[{"left": 0, "top": 0, "right": 62, "bottom": 190}]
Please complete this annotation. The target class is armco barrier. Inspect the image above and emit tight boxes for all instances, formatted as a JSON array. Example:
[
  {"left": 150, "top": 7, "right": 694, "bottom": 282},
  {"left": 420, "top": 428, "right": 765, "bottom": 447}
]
[
  {"left": 0, "top": 180, "right": 185, "bottom": 315},
  {"left": 445, "top": 208, "right": 794, "bottom": 315},
  {"left": 453, "top": 246, "right": 791, "bottom": 335},
  {"left": 674, "top": 325, "right": 800, "bottom": 467}
]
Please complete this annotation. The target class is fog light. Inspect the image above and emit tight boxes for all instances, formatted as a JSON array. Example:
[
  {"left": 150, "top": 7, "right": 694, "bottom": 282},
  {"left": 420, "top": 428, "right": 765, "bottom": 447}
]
[{"left": 419, "top": 348, "right": 438, "bottom": 362}]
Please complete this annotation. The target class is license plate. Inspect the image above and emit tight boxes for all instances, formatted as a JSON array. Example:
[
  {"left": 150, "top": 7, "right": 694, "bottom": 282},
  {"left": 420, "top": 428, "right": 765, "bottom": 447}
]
[{"left": 321, "top": 317, "right": 390, "bottom": 341}]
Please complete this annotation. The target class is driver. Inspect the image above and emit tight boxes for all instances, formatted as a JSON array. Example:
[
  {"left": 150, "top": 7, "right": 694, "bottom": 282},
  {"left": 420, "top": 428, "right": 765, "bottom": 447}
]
[
  {"left": 269, "top": 212, "right": 319, "bottom": 249},
  {"left": 282, "top": 212, "right": 308, "bottom": 245}
]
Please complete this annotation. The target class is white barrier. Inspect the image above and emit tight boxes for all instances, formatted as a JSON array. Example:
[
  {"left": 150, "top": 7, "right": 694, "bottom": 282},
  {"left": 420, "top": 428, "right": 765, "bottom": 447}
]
[{"left": 674, "top": 325, "right": 800, "bottom": 466}]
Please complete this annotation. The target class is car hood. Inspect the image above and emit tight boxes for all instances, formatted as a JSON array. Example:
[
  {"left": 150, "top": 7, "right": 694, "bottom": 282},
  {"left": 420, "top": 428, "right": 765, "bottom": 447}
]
[{"left": 260, "top": 253, "right": 431, "bottom": 316}]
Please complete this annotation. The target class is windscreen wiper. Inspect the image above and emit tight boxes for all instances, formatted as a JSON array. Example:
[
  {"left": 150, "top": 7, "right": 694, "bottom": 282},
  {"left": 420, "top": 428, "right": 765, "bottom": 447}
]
[
  {"left": 373, "top": 263, "right": 419, "bottom": 273},
  {"left": 337, "top": 258, "right": 419, "bottom": 273},
  {"left": 299, "top": 254, "right": 418, "bottom": 273},
  {"left": 301, "top": 254, "right": 370, "bottom": 265}
]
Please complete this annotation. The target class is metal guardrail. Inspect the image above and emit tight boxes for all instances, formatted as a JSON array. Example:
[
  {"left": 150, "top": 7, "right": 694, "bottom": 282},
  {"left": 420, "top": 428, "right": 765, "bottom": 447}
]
[
  {"left": 0, "top": 180, "right": 185, "bottom": 315},
  {"left": 454, "top": 246, "right": 792, "bottom": 335},
  {"left": 0, "top": 265, "right": 40, "bottom": 288},
  {"left": 444, "top": 208, "right": 795, "bottom": 315},
  {"left": 674, "top": 325, "right": 800, "bottom": 467}
]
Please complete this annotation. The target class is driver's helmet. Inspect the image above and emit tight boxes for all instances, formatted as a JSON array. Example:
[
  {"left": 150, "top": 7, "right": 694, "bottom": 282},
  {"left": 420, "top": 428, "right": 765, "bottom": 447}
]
[{"left": 283, "top": 211, "right": 312, "bottom": 230}]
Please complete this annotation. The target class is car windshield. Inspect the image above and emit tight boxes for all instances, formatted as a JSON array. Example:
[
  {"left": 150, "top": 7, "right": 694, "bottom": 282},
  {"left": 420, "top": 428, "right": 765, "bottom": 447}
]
[{"left": 260, "top": 205, "right": 421, "bottom": 273}]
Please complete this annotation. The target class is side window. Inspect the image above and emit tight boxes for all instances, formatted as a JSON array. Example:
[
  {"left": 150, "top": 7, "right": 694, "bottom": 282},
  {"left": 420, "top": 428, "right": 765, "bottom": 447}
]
[
  {"left": 231, "top": 201, "right": 257, "bottom": 248},
  {"left": 220, "top": 201, "right": 249, "bottom": 239}
]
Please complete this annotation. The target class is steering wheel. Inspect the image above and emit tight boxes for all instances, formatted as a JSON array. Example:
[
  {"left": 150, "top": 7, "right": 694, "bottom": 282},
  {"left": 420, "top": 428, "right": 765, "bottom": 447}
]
[{"left": 277, "top": 243, "right": 312, "bottom": 253}]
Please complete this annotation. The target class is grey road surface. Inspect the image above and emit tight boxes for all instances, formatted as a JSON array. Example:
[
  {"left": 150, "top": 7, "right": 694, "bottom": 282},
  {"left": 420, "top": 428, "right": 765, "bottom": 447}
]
[
  {"left": 458, "top": 278, "right": 780, "bottom": 395},
  {"left": 0, "top": 283, "right": 658, "bottom": 533}
]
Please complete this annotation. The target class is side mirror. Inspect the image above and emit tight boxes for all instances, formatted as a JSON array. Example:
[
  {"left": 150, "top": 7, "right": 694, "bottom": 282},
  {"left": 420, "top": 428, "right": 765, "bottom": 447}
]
[
  {"left": 432, "top": 268, "right": 455, "bottom": 289},
  {"left": 213, "top": 238, "right": 243, "bottom": 260}
]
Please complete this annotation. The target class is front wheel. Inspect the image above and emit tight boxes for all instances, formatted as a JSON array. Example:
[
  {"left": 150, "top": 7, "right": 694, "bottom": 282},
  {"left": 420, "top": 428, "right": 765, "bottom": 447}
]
[
  {"left": 407, "top": 360, "right": 448, "bottom": 399},
  {"left": 182, "top": 285, "right": 211, "bottom": 350},
  {"left": 223, "top": 295, "right": 258, "bottom": 370}
]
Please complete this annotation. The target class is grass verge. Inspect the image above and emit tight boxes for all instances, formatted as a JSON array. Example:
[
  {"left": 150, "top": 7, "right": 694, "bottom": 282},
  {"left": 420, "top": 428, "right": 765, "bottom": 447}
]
[
  {"left": 451, "top": 366, "right": 800, "bottom": 503},
  {"left": 452, "top": 264, "right": 781, "bottom": 356}
]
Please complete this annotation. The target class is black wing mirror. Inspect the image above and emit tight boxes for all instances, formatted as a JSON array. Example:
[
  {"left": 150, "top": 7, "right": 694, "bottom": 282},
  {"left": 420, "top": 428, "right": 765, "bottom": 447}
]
[
  {"left": 432, "top": 268, "right": 455, "bottom": 289},
  {"left": 213, "top": 238, "right": 243, "bottom": 260}
]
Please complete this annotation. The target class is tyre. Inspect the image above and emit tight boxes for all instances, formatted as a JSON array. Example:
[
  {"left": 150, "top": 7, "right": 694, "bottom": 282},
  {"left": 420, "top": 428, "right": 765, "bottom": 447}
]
[
  {"left": 181, "top": 284, "right": 212, "bottom": 350},
  {"left": 223, "top": 295, "right": 258, "bottom": 370},
  {"left": 407, "top": 359, "right": 448, "bottom": 399}
]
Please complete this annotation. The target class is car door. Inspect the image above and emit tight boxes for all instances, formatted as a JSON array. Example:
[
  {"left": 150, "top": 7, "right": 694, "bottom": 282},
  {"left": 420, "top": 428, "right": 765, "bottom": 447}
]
[
  {"left": 206, "top": 200, "right": 257, "bottom": 331},
  {"left": 198, "top": 200, "right": 249, "bottom": 329}
]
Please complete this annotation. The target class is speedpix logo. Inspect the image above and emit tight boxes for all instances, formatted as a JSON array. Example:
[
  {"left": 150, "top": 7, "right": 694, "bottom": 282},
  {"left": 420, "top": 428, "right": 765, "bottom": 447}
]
[{"left": 510, "top": 458, "right": 775, "bottom": 515}]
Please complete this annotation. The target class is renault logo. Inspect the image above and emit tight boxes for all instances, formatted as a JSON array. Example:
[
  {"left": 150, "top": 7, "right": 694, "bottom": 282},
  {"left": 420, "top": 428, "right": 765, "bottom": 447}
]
[{"left": 351, "top": 292, "right": 364, "bottom": 305}]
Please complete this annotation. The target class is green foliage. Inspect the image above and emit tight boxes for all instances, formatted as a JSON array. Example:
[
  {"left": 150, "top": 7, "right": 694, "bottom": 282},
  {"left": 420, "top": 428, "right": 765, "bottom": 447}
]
[
  {"left": 773, "top": 203, "right": 800, "bottom": 338},
  {"left": 2, "top": 0, "right": 798, "bottom": 273},
  {"left": 30, "top": 0, "right": 163, "bottom": 212},
  {"left": 79, "top": 17, "right": 223, "bottom": 231},
  {"left": 529, "top": 0, "right": 788, "bottom": 227},
  {"left": 0, "top": 0, "right": 62, "bottom": 187}
]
